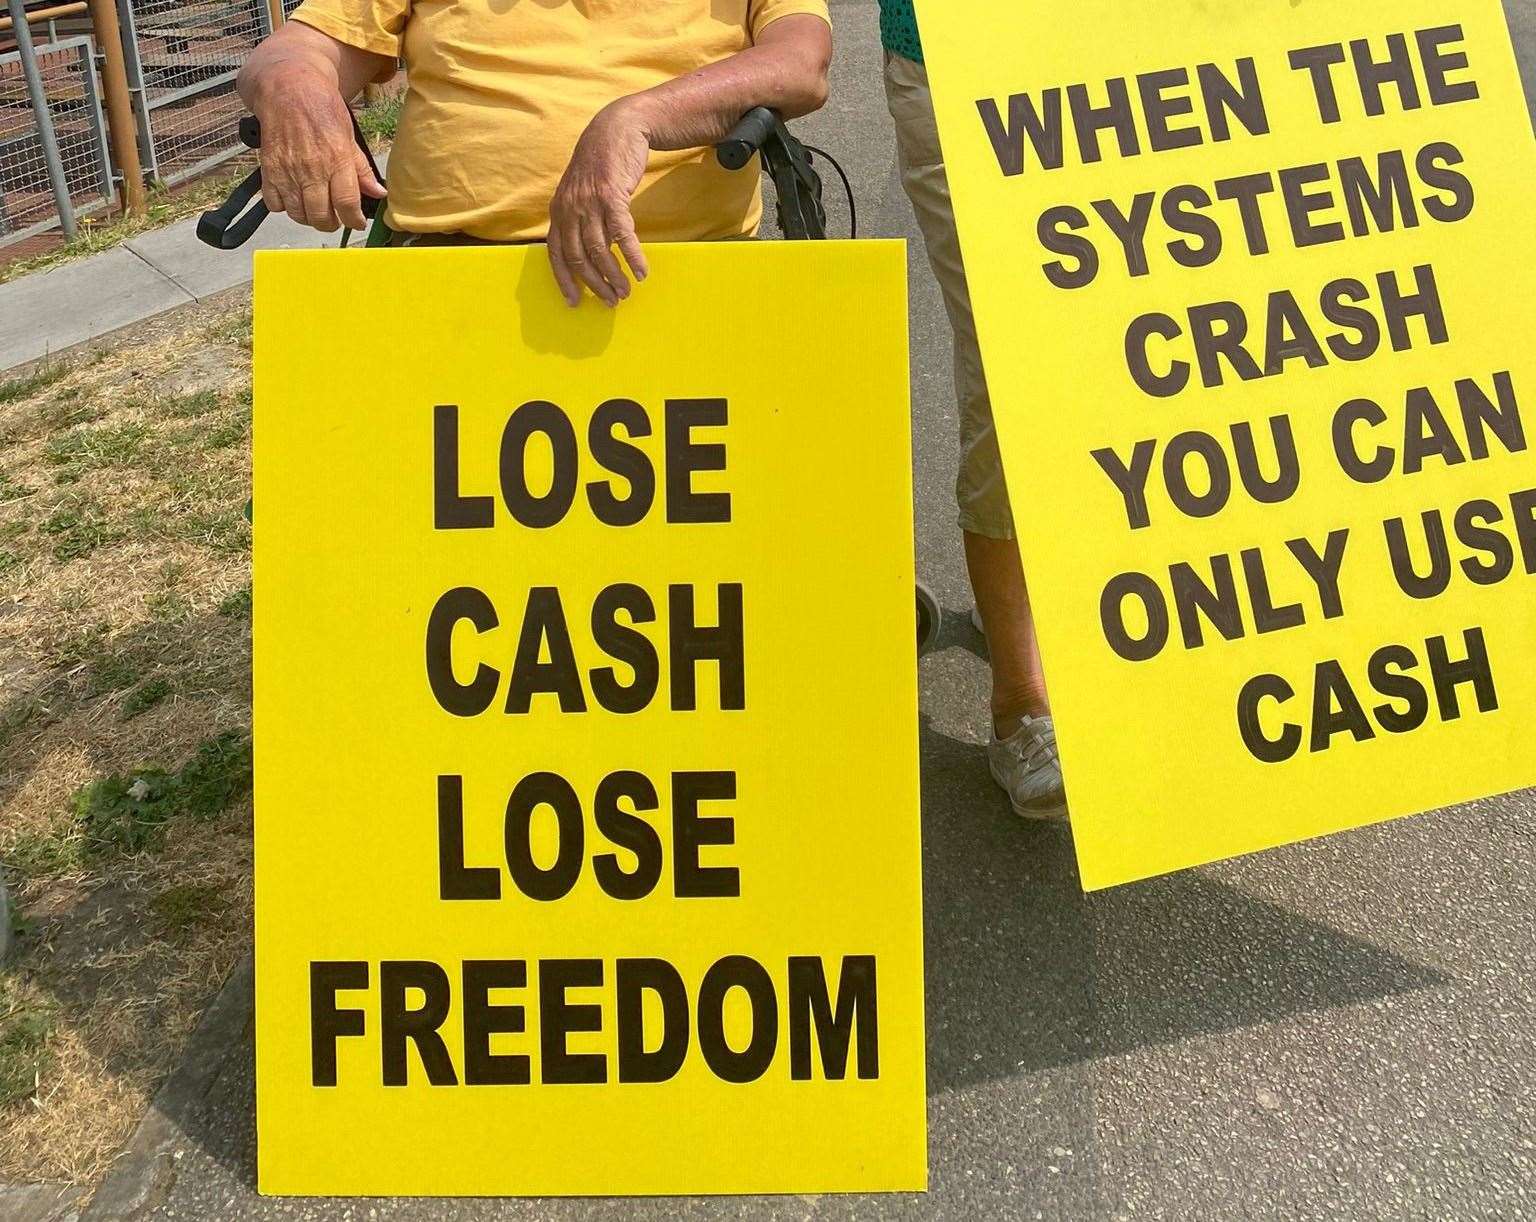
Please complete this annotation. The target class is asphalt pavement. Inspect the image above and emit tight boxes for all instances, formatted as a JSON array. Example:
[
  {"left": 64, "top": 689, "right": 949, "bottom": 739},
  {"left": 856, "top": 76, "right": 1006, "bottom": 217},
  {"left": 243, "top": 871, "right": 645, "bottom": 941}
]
[{"left": 82, "top": 3, "right": 1536, "bottom": 1218}]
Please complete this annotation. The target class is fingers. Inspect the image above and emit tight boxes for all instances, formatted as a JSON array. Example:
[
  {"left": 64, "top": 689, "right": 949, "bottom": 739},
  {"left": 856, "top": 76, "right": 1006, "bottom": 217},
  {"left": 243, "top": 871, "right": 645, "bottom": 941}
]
[
  {"left": 581, "top": 211, "right": 631, "bottom": 304},
  {"left": 354, "top": 148, "right": 389, "bottom": 200},
  {"left": 548, "top": 194, "right": 648, "bottom": 308},
  {"left": 301, "top": 180, "right": 338, "bottom": 232},
  {"left": 605, "top": 200, "right": 648, "bottom": 285},
  {"left": 259, "top": 158, "right": 283, "bottom": 215},
  {"left": 565, "top": 213, "right": 615, "bottom": 307},
  {"left": 256, "top": 90, "right": 377, "bottom": 233},
  {"left": 330, "top": 164, "right": 368, "bottom": 231},
  {"left": 547, "top": 225, "right": 583, "bottom": 308},
  {"left": 553, "top": 208, "right": 616, "bottom": 307}
]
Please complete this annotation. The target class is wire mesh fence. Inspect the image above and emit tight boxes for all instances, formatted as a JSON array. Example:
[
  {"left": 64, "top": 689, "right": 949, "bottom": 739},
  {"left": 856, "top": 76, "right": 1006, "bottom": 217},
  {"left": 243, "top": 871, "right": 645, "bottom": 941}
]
[
  {"left": 121, "top": 0, "right": 271, "bottom": 185},
  {"left": 0, "top": 36, "right": 113, "bottom": 245}
]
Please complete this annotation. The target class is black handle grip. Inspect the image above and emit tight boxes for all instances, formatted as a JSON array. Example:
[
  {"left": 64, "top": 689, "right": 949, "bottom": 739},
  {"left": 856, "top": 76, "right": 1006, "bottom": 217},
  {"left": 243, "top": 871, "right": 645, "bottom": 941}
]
[
  {"left": 195, "top": 110, "right": 385, "bottom": 249},
  {"left": 196, "top": 114, "right": 269, "bottom": 249},
  {"left": 716, "top": 106, "right": 778, "bottom": 171},
  {"left": 195, "top": 167, "right": 269, "bottom": 249}
]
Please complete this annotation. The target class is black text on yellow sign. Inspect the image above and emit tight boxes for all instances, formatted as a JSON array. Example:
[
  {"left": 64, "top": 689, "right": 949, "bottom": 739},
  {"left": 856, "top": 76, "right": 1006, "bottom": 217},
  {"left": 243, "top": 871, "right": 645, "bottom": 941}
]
[
  {"left": 916, "top": 0, "right": 1536, "bottom": 887},
  {"left": 252, "top": 243, "right": 925, "bottom": 1195}
]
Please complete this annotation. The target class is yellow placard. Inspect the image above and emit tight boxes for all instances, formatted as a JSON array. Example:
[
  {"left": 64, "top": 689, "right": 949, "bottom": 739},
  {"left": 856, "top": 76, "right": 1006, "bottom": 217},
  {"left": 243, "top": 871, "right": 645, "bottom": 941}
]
[
  {"left": 917, "top": 1, "right": 1536, "bottom": 888},
  {"left": 251, "top": 242, "right": 925, "bottom": 1195}
]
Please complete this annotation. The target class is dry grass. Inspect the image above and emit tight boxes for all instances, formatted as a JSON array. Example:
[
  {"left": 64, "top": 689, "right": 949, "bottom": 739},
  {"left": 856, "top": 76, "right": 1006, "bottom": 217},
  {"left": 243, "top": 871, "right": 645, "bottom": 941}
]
[{"left": 0, "top": 291, "right": 255, "bottom": 1189}]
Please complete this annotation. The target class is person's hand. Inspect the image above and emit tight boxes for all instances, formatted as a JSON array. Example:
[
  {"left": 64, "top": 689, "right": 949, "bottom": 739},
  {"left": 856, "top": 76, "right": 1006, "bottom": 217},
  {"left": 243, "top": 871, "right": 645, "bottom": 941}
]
[
  {"left": 548, "top": 101, "right": 652, "bottom": 307},
  {"left": 255, "top": 67, "right": 386, "bottom": 232}
]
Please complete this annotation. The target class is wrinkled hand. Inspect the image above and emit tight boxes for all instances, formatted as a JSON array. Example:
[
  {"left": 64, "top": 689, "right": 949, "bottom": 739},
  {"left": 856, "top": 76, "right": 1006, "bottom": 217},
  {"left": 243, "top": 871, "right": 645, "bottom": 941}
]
[
  {"left": 548, "top": 102, "right": 652, "bottom": 307},
  {"left": 256, "top": 69, "right": 386, "bottom": 232}
]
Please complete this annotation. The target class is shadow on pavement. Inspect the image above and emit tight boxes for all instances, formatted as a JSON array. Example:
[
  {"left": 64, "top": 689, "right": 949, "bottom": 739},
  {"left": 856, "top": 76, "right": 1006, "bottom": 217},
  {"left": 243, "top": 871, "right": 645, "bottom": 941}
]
[{"left": 917, "top": 718, "right": 1448, "bottom": 1094}]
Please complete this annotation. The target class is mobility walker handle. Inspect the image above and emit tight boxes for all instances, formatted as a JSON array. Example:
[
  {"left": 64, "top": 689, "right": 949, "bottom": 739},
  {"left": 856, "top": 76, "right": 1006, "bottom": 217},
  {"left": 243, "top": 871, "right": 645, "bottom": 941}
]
[
  {"left": 195, "top": 112, "right": 386, "bottom": 249},
  {"left": 716, "top": 106, "right": 827, "bottom": 240},
  {"left": 197, "top": 106, "right": 826, "bottom": 248}
]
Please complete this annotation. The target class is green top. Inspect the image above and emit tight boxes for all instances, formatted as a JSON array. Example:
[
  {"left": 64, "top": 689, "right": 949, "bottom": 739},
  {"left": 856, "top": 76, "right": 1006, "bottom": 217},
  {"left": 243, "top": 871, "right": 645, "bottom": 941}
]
[{"left": 878, "top": 0, "right": 922, "bottom": 63}]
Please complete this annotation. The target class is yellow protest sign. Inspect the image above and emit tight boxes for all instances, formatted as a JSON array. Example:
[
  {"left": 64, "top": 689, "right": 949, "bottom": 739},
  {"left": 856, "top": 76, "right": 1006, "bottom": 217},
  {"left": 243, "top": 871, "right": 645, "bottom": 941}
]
[
  {"left": 917, "top": 1, "right": 1536, "bottom": 888},
  {"left": 251, "top": 242, "right": 925, "bottom": 1195}
]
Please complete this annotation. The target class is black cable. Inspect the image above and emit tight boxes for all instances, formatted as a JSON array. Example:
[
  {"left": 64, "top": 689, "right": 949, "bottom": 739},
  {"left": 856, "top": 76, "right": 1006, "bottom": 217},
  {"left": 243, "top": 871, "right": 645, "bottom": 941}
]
[{"left": 802, "top": 144, "right": 856, "bottom": 240}]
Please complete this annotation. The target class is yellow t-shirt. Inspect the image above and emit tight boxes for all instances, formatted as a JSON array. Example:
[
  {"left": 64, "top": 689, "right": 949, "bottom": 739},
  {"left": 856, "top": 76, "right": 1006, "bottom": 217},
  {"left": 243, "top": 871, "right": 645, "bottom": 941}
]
[{"left": 290, "top": 0, "right": 829, "bottom": 241}]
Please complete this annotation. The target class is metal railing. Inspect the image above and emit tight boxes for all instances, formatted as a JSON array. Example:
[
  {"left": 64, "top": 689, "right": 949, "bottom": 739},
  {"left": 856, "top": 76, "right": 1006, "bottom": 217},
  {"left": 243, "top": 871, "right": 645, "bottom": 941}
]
[
  {"left": 0, "top": 0, "right": 298, "bottom": 247},
  {"left": 0, "top": 33, "right": 114, "bottom": 245},
  {"left": 116, "top": 0, "right": 271, "bottom": 186}
]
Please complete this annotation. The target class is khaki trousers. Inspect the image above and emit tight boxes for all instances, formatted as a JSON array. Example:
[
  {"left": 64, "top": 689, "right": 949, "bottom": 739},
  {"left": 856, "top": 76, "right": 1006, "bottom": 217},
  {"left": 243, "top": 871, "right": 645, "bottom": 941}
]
[{"left": 883, "top": 51, "right": 1016, "bottom": 541}]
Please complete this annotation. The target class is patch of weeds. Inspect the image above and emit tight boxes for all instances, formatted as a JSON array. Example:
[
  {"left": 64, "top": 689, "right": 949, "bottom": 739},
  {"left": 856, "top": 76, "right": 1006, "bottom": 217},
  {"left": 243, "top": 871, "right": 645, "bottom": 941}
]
[
  {"left": 122, "top": 677, "right": 172, "bottom": 719},
  {"left": 52, "top": 623, "right": 137, "bottom": 695},
  {"left": 357, "top": 91, "right": 404, "bottom": 143},
  {"left": 0, "top": 359, "right": 69, "bottom": 406},
  {"left": 0, "top": 520, "right": 26, "bottom": 545},
  {"left": 0, "top": 696, "right": 48, "bottom": 755},
  {"left": 176, "top": 732, "right": 254, "bottom": 819},
  {"left": 160, "top": 389, "right": 221, "bottom": 420},
  {"left": 55, "top": 586, "right": 89, "bottom": 613},
  {"left": 1, "top": 824, "right": 81, "bottom": 880},
  {"left": 204, "top": 406, "right": 251, "bottom": 450},
  {"left": 0, "top": 470, "right": 35, "bottom": 503},
  {"left": 150, "top": 882, "right": 226, "bottom": 936},
  {"left": 70, "top": 768, "right": 180, "bottom": 857},
  {"left": 42, "top": 499, "right": 121, "bottom": 561},
  {"left": 88, "top": 653, "right": 140, "bottom": 696},
  {"left": 209, "top": 310, "right": 253, "bottom": 350},
  {"left": 37, "top": 395, "right": 105, "bottom": 432},
  {"left": 217, "top": 585, "right": 251, "bottom": 619},
  {"left": 53, "top": 621, "right": 109, "bottom": 668},
  {"left": 147, "top": 590, "right": 191, "bottom": 624},
  {"left": 0, "top": 985, "right": 55, "bottom": 1108},
  {"left": 0, "top": 551, "right": 20, "bottom": 581},
  {"left": 124, "top": 505, "right": 170, "bottom": 542},
  {"left": 179, "top": 507, "right": 251, "bottom": 553},
  {"left": 46, "top": 421, "right": 151, "bottom": 482},
  {"left": 69, "top": 731, "right": 253, "bottom": 858}
]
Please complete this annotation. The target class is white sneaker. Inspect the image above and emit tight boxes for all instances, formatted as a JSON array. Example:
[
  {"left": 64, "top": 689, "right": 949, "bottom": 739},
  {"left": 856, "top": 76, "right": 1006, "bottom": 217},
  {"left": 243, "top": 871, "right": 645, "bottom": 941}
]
[{"left": 987, "top": 714, "right": 1068, "bottom": 822}]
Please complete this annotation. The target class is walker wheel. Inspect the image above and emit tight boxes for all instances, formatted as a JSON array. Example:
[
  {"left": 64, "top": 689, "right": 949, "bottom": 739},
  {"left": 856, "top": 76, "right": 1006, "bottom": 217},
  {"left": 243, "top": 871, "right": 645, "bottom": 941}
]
[{"left": 916, "top": 581, "right": 941, "bottom": 656}]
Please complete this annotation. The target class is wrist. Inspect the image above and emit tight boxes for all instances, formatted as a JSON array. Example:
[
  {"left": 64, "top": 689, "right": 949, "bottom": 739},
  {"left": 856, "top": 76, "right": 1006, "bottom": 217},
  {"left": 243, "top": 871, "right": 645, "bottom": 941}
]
[
  {"left": 602, "top": 94, "right": 659, "bottom": 147},
  {"left": 249, "top": 55, "right": 338, "bottom": 113}
]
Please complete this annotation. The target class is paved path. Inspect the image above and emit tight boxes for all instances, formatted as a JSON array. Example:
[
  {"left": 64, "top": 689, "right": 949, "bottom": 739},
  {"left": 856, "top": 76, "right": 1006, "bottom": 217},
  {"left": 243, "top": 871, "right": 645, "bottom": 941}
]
[
  {"left": 54, "top": 2, "right": 1536, "bottom": 1218},
  {"left": 0, "top": 189, "right": 373, "bottom": 376}
]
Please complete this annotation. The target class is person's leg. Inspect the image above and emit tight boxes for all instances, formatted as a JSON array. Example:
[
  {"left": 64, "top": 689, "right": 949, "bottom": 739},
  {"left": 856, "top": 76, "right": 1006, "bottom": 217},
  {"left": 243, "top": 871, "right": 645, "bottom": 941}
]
[
  {"left": 882, "top": 55, "right": 1049, "bottom": 733},
  {"left": 964, "top": 532, "right": 1047, "bottom": 728},
  {"left": 884, "top": 52, "right": 1064, "bottom": 817}
]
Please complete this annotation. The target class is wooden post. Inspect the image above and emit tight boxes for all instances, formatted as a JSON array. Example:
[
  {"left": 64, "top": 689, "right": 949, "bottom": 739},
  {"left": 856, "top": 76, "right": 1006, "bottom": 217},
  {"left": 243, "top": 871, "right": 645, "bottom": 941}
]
[
  {"left": 266, "top": 0, "right": 283, "bottom": 32},
  {"left": 85, "top": 0, "right": 144, "bottom": 216}
]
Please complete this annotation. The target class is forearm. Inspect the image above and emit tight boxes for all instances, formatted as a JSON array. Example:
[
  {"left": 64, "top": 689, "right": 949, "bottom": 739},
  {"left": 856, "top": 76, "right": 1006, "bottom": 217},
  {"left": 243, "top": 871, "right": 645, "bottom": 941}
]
[
  {"left": 613, "top": 13, "right": 831, "bottom": 153},
  {"left": 237, "top": 21, "right": 390, "bottom": 113}
]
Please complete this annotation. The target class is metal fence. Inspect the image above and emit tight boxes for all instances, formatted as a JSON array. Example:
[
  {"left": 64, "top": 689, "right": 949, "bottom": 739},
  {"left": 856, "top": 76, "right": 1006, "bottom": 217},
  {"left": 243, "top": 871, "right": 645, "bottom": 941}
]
[
  {"left": 117, "top": 0, "right": 271, "bottom": 186},
  {"left": 0, "top": 0, "right": 297, "bottom": 248},
  {"left": 0, "top": 35, "right": 113, "bottom": 244}
]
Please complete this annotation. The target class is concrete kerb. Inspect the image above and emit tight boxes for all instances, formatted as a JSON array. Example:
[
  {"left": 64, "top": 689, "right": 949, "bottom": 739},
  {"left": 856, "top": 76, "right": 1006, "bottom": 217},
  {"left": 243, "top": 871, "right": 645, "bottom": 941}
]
[{"left": 82, "top": 957, "right": 254, "bottom": 1221}]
